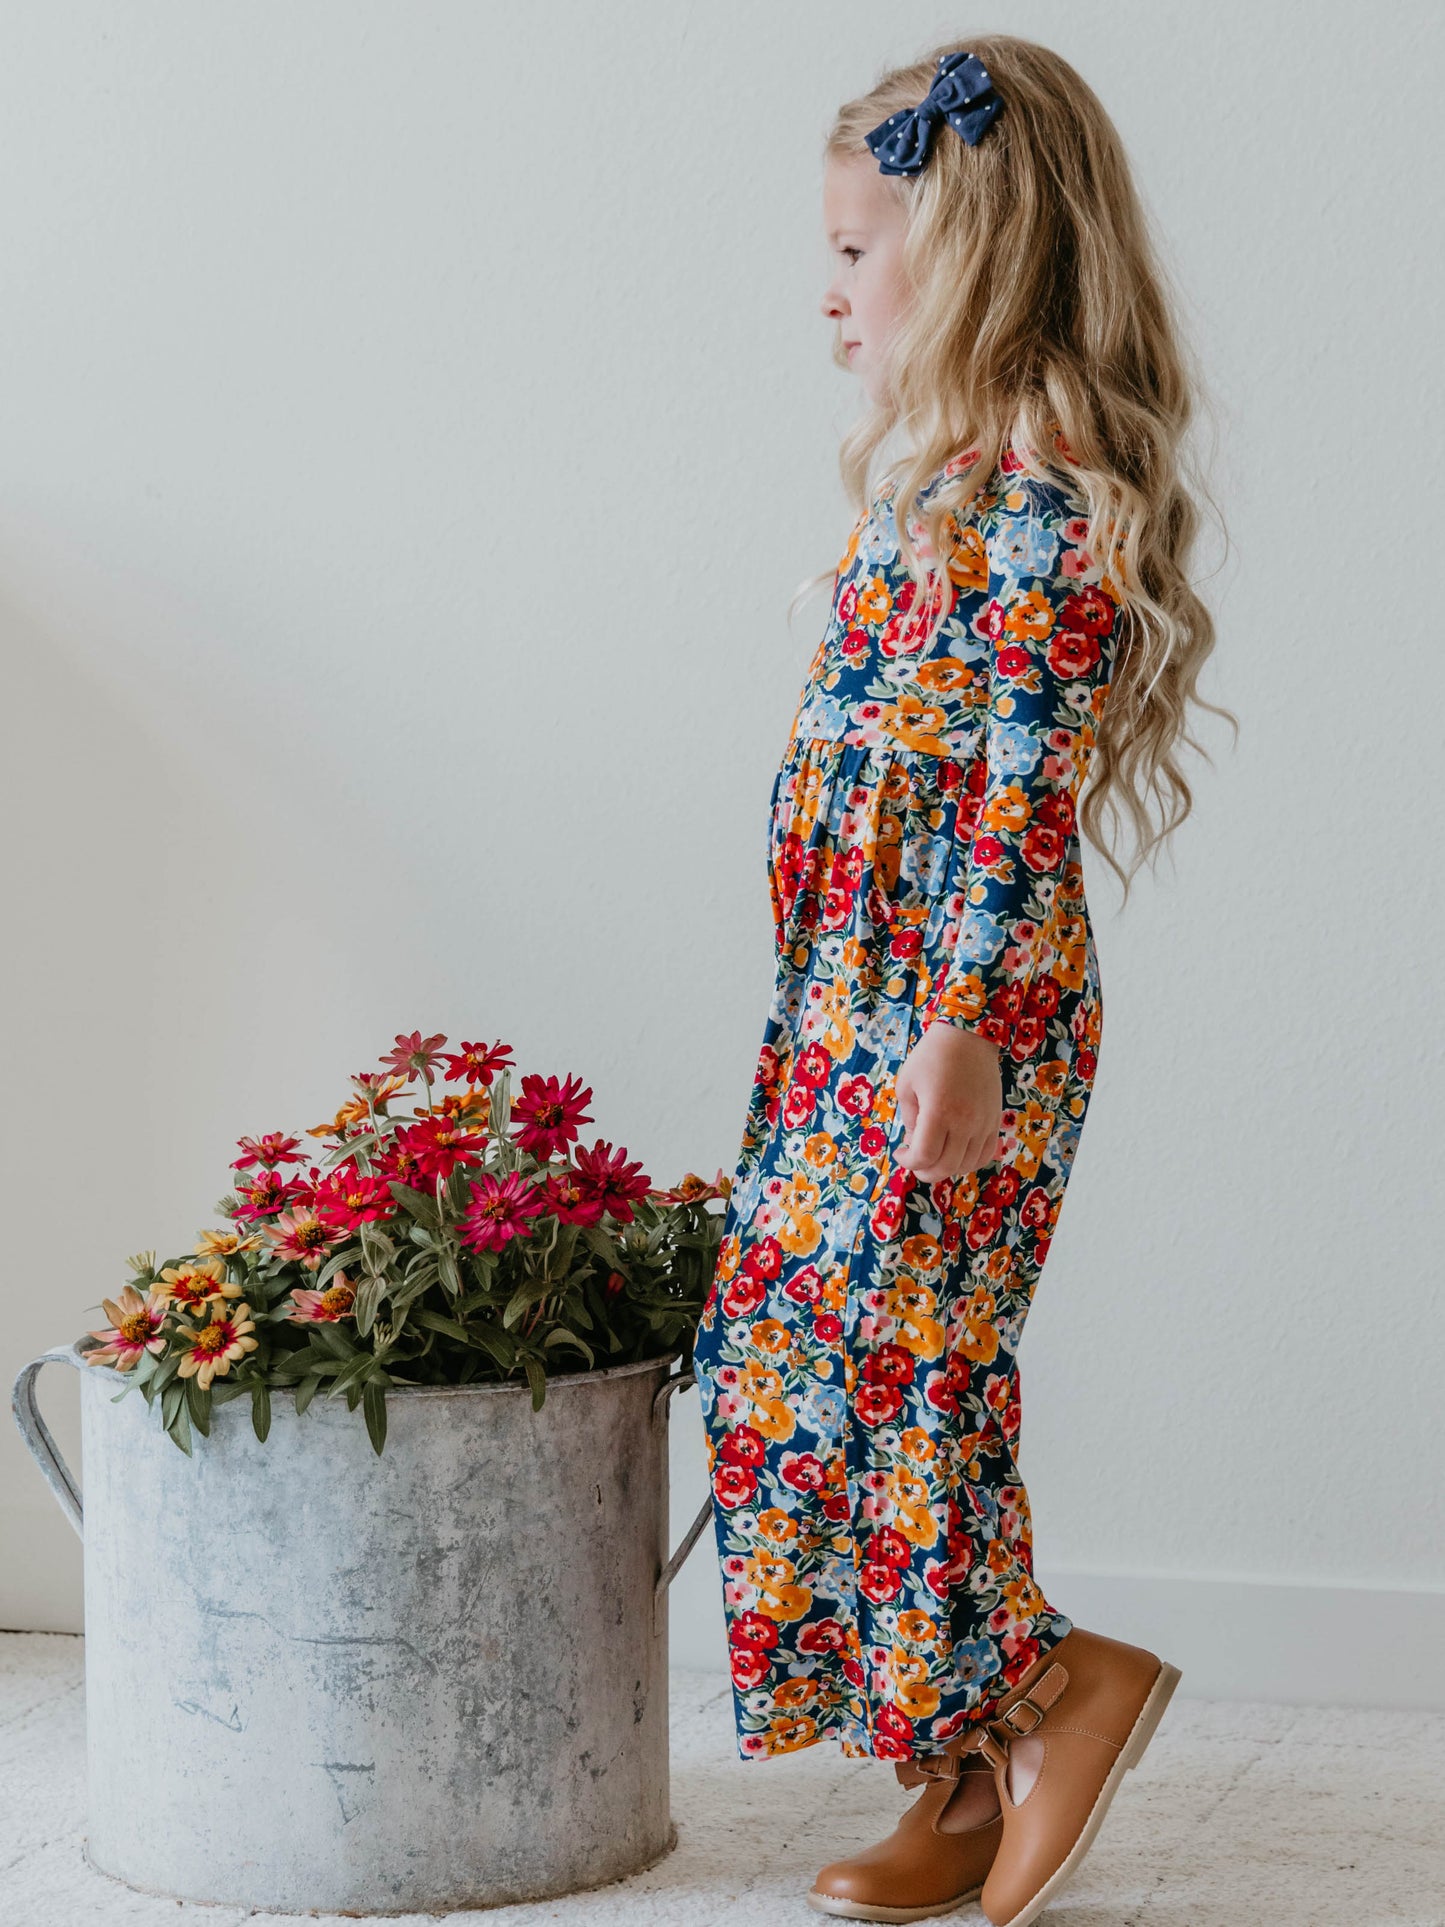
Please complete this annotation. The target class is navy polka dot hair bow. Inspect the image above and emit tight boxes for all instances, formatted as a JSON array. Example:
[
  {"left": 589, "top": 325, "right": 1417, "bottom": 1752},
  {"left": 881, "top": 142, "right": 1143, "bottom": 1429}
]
[{"left": 864, "top": 50, "right": 1004, "bottom": 175}]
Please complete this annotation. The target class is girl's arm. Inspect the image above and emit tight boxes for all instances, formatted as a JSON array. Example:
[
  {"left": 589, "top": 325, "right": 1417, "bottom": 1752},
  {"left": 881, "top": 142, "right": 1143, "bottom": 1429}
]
[{"left": 919, "top": 483, "right": 1121, "bottom": 1063}]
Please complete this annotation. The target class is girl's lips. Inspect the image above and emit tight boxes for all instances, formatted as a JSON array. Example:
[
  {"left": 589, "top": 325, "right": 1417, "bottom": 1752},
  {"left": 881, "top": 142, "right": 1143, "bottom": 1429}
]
[{"left": 845, "top": 342, "right": 860, "bottom": 358}]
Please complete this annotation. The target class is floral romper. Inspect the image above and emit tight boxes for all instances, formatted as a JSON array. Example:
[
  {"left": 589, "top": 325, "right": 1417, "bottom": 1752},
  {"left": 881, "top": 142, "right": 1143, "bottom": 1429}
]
[{"left": 689, "top": 449, "right": 1122, "bottom": 1762}]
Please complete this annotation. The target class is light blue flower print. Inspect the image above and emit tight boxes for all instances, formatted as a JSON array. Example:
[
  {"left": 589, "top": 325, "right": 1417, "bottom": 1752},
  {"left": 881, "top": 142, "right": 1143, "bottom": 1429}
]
[
  {"left": 951, "top": 1639, "right": 1003, "bottom": 1688},
  {"left": 792, "top": 690, "right": 854, "bottom": 739},
  {"left": 955, "top": 907, "right": 1007, "bottom": 965},
  {"left": 901, "top": 834, "right": 953, "bottom": 894},
  {"left": 858, "top": 514, "right": 901, "bottom": 567},
  {"left": 989, "top": 723, "right": 1044, "bottom": 778},
  {"left": 992, "top": 513, "right": 1059, "bottom": 578},
  {"left": 798, "top": 1380, "right": 847, "bottom": 1443}
]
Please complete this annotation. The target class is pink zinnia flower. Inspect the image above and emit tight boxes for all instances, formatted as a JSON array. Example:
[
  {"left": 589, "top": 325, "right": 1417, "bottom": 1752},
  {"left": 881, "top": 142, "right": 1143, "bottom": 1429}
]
[
  {"left": 263, "top": 1208, "right": 342, "bottom": 1271},
  {"left": 287, "top": 1271, "right": 358, "bottom": 1323},
  {"left": 509, "top": 1072, "right": 594, "bottom": 1160},
  {"left": 459, "top": 1171, "right": 547, "bottom": 1253},
  {"left": 379, "top": 1031, "right": 449, "bottom": 1080},
  {"left": 84, "top": 1285, "right": 169, "bottom": 1371},
  {"left": 231, "top": 1132, "right": 305, "bottom": 1171},
  {"left": 572, "top": 1139, "right": 653, "bottom": 1224}
]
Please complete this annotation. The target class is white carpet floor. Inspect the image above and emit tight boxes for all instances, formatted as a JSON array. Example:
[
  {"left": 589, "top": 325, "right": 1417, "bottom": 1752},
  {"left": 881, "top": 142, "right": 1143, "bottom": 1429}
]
[{"left": 2, "top": 1630, "right": 1442, "bottom": 1924}]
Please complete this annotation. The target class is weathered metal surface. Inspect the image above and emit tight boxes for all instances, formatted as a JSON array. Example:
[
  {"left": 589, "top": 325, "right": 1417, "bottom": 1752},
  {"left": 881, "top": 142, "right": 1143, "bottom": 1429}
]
[{"left": 12, "top": 1342, "right": 709, "bottom": 1914}]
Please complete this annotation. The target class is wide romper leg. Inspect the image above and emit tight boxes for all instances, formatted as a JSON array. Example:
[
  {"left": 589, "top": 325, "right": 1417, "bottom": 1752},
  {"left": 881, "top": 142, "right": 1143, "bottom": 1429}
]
[{"left": 692, "top": 463, "right": 1120, "bottom": 1764}]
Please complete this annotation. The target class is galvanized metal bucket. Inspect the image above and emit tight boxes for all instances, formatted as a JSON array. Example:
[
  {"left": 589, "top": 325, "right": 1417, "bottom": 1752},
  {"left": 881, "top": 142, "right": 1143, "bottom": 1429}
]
[{"left": 12, "top": 1340, "right": 712, "bottom": 1915}]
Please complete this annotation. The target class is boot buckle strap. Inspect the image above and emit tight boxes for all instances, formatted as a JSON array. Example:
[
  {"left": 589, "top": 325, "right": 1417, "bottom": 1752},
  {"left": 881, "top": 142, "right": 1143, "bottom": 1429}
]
[{"left": 982, "top": 1660, "right": 1070, "bottom": 1757}]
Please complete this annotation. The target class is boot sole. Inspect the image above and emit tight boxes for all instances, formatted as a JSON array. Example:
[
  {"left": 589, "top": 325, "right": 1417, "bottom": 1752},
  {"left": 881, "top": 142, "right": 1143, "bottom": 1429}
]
[
  {"left": 805, "top": 1884, "right": 983, "bottom": 1921},
  {"left": 995, "top": 1658, "right": 1183, "bottom": 1927}
]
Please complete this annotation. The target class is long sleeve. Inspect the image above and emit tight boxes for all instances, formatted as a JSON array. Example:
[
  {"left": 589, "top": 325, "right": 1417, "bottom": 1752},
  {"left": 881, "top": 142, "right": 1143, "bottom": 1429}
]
[{"left": 917, "top": 481, "right": 1122, "bottom": 1061}]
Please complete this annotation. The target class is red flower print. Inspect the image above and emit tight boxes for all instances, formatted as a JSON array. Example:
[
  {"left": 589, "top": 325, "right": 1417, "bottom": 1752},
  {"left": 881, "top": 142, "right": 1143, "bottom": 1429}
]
[
  {"left": 854, "top": 1382, "right": 904, "bottom": 1426},
  {"left": 866, "top": 1527, "right": 912, "bottom": 1569},
  {"left": 863, "top": 1344, "right": 916, "bottom": 1387},
  {"left": 712, "top": 1463, "right": 758, "bottom": 1508},
  {"left": 799, "top": 1617, "right": 848, "bottom": 1655},
  {"left": 723, "top": 1272, "right": 768, "bottom": 1318},
  {"left": 873, "top": 1704, "right": 917, "bottom": 1759},
  {"left": 1046, "top": 625, "right": 1103, "bottom": 681},
  {"left": 743, "top": 1236, "right": 784, "bottom": 1280},
  {"left": 1059, "top": 585, "right": 1116, "bottom": 636},
  {"left": 720, "top": 1424, "right": 767, "bottom": 1468},
  {"left": 780, "top": 1451, "right": 827, "bottom": 1492},
  {"left": 730, "top": 1645, "right": 771, "bottom": 1690},
  {"left": 795, "top": 1042, "right": 832, "bottom": 1087},
  {"left": 730, "top": 1611, "right": 779, "bottom": 1650},
  {"left": 859, "top": 1561, "right": 905, "bottom": 1605}
]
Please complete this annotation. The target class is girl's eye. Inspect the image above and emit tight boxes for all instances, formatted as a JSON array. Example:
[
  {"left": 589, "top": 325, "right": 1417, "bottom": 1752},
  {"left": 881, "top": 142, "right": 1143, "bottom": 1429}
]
[{"left": 841, "top": 246, "right": 863, "bottom": 265}]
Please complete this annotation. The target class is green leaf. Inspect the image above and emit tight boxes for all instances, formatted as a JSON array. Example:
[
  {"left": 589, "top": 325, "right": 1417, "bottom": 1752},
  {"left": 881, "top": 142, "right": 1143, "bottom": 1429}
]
[
  {"left": 363, "top": 1379, "right": 388, "bottom": 1456},
  {"left": 166, "top": 1397, "right": 194, "bottom": 1456},
  {"left": 184, "top": 1377, "right": 212, "bottom": 1437},
  {"left": 390, "top": 1183, "right": 441, "bottom": 1229},
  {"left": 413, "top": 1307, "right": 472, "bottom": 1345},
  {"left": 352, "top": 1273, "right": 385, "bottom": 1338},
  {"left": 542, "top": 1328, "right": 594, "bottom": 1368},
  {"left": 294, "top": 1374, "right": 321, "bottom": 1416},
  {"left": 251, "top": 1380, "right": 272, "bottom": 1443},
  {"left": 522, "top": 1354, "right": 546, "bottom": 1412}
]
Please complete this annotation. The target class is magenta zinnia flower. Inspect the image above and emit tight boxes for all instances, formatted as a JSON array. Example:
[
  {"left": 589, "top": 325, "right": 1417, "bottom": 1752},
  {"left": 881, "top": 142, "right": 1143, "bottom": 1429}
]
[
  {"left": 544, "top": 1165, "right": 605, "bottom": 1227},
  {"left": 572, "top": 1139, "right": 653, "bottom": 1224},
  {"left": 509, "top": 1072, "right": 594, "bottom": 1160},
  {"left": 459, "top": 1170, "right": 547, "bottom": 1253},
  {"left": 232, "top": 1167, "right": 309, "bottom": 1221}
]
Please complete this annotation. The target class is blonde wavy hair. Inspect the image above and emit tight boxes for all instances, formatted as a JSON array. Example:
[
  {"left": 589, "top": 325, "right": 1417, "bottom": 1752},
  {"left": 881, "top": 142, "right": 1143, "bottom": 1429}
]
[{"left": 798, "top": 32, "right": 1235, "bottom": 898}]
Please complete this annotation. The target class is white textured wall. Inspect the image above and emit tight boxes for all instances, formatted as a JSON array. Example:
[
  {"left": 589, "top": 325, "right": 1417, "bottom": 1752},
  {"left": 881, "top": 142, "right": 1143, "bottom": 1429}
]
[{"left": 3, "top": 3, "right": 1441, "bottom": 1699}]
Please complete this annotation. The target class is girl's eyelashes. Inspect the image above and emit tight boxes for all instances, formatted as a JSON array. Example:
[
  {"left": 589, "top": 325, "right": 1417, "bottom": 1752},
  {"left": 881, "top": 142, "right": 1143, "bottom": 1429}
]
[{"left": 841, "top": 246, "right": 863, "bottom": 264}]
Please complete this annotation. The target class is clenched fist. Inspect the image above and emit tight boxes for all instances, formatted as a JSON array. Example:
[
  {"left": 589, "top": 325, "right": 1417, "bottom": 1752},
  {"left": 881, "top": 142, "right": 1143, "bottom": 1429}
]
[{"left": 893, "top": 1020, "right": 1004, "bottom": 1182}]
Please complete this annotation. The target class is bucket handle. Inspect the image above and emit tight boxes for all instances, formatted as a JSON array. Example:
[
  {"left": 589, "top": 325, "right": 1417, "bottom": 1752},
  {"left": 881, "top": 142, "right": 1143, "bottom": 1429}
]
[
  {"left": 11, "top": 1344, "right": 86, "bottom": 1541},
  {"left": 12, "top": 1345, "right": 719, "bottom": 1590},
  {"left": 652, "top": 1365, "right": 712, "bottom": 1631}
]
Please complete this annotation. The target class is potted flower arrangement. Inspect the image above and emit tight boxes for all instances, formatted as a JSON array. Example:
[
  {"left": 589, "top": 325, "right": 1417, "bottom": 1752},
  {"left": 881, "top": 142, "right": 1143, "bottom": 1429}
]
[{"left": 78, "top": 1029, "right": 728, "bottom": 1454}]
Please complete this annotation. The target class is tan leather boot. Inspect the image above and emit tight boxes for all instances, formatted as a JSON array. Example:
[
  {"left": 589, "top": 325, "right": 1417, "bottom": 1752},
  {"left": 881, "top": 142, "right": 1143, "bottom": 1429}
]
[
  {"left": 972, "top": 1626, "right": 1182, "bottom": 1927},
  {"left": 806, "top": 1752, "right": 1003, "bottom": 1921}
]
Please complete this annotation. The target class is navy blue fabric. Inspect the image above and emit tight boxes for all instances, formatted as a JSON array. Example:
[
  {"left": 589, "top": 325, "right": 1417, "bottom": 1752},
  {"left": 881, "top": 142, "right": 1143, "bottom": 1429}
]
[{"left": 864, "top": 50, "right": 1003, "bottom": 175}]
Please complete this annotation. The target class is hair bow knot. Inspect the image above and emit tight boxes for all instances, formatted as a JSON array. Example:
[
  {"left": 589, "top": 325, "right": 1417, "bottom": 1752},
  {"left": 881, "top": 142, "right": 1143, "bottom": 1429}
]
[{"left": 864, "top": 50, "right": 1003, "bottom": 176}]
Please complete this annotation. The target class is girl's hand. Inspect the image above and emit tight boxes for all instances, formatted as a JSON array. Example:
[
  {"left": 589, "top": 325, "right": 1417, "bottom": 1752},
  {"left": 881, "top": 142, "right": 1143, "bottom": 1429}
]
[{"left": 893, "top": 1022, "right": 1004, "bottom": 1182}]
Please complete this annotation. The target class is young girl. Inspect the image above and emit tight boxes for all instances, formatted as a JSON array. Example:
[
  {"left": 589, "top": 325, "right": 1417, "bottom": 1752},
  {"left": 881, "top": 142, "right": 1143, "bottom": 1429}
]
[{"left": 687, "top": 33, "right": 1228, "bottom": 1927}]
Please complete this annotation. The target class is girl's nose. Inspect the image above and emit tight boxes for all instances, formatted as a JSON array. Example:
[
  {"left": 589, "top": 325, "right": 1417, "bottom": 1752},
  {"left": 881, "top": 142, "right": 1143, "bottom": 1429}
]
[{"left": 821, "top": 286, "right": 847, "bottom": 321}]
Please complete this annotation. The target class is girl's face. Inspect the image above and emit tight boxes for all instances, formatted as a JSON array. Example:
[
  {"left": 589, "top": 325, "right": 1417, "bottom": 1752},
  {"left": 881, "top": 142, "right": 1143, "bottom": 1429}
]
[{"left": 820, "top": 151, "right": 912, "bottom": 408}]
